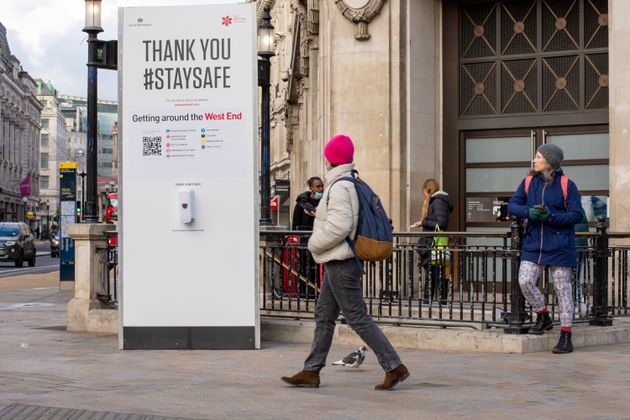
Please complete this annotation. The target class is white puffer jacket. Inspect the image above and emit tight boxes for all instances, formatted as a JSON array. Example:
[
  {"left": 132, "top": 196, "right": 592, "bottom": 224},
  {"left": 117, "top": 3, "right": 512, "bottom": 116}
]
[{"left": 307, "top": 163, "right": 360, "bottom": 263}]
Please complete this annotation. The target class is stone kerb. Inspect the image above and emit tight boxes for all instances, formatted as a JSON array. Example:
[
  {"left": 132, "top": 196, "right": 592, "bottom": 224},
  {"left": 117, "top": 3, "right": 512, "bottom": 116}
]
[
  {"left": 261, "top": 318, "right": 630, "bottom": 353},
  {"left": 66, "top": 223, "right": 117, "bottom": 334}
]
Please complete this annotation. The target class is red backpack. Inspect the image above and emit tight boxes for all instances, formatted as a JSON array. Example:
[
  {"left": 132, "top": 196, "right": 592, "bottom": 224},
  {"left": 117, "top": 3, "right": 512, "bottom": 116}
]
[{"left": 524, "top": 175, "right": 569, "bottom": 210}]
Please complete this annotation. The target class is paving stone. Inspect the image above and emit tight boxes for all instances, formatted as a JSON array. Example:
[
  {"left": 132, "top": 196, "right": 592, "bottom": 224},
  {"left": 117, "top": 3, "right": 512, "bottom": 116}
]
[{"left": 0, "top": 404, "right": 195, "bottom": 420}]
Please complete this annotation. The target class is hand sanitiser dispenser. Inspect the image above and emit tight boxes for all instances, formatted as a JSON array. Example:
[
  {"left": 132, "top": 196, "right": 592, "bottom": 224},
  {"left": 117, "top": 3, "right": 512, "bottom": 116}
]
[{"left": 179, "top": 189, "right": 194, "bottom": 223}]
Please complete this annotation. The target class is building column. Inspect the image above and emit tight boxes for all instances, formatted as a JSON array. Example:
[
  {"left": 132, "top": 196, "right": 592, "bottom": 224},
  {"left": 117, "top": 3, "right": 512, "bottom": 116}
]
[
  {"left": 317, "top": 0, "right": 406, "bottom": 227},
  {"left": 18, "top": 121, "right": 25, "bottom": 172},
  {"left": 609, "top": 0, "right": 630, "bottom": 233},
  {"left": 11, "top": 117, "right": 18, "bottom": 172},
  {"left": 407, "top": 0, "right": 441, "bottom": 226},
  {"left": 2, "top": 116, "right": 8, "bottom": 164},
  {"left": 8, "top": 118, "right": 14, "bottom": 166}
]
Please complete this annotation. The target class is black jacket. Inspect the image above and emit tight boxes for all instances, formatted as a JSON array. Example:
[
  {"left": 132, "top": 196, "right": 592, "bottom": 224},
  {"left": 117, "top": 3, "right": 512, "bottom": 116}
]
[
  {"left": 292, "top": 191, "right": 320, "bottom": 230},
  {"left": 422, "top": 191, "right": 453, "bottom": 231}
]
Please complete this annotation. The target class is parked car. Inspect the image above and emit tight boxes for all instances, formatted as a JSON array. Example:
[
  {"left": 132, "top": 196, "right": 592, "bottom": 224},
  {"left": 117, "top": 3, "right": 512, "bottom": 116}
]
[
  {"left": 0, "top": 222, "right": 36, "bottom": 267},
  {"left": 50, "top": 233, "right": 60, "bottom": 258}
]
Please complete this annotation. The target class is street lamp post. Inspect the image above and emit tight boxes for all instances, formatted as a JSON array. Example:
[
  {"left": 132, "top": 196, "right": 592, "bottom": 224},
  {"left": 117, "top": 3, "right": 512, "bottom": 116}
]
[
  {"left": 258, "top": 7, "right": 274, "bottom": 226},
  {"left": 78, "top": 171, "right": 87, "bottom": 222},
  {"left": 83, "top": 0, "right": 103, "bottom": 223}
]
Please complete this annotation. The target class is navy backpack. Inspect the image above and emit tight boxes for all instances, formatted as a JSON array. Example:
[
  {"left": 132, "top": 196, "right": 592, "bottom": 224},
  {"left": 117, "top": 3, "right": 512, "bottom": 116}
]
[{"left": 329, "top": 170, "right": 393, "bottom": 262}]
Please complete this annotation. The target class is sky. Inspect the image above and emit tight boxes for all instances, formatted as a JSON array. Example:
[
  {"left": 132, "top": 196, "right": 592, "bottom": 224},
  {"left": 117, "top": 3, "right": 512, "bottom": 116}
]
[{"left": 2, "top": 0, "right": 243, "bottom": 101}]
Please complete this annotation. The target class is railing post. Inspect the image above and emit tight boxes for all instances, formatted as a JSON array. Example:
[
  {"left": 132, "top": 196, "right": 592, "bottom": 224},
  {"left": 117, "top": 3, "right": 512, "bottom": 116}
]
[
  {"left": 504, "top": 216, "right": 530, "bottom": 334},
  {"left": 590, "top": 215, "right": 613, "bottom": 326}
]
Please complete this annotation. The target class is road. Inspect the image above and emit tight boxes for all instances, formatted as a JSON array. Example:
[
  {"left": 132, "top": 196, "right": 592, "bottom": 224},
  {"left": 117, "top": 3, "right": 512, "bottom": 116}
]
[{"left": 0, "top": 241, "right": 59, "bottom": 279}]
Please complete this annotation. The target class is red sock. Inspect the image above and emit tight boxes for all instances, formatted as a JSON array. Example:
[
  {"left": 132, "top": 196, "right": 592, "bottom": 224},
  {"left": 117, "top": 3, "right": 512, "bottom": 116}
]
[
  {"left": 561, "top": 326, "right": 572, "bottom": 333},
  {"left": 536, "top": 308, "right": 549, "bottom": 315}
]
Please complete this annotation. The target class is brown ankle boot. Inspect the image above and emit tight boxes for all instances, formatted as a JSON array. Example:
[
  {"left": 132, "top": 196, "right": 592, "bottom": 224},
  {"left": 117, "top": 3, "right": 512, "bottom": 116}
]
[
  {"left": 375, "top": 364, "right": 409, "bottom": 391},
  {"left": 281, "top": 370, "right": 320, "bottom": 388}
]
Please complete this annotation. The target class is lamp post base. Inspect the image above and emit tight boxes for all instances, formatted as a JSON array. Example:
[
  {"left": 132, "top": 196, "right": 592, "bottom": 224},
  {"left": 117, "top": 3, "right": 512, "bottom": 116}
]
[
  {"left": 589, "top": 317, "right": 613, "bottom": 326},
  {"left": 503, "top": 325, "right": 531, "bottom": 334}
]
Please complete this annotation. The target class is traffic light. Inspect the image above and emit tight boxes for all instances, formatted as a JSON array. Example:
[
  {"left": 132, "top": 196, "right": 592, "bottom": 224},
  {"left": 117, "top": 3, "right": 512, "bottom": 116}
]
[
  {"left": 76, "top": 200, "right": 82, "bottom": 220},
  {"left": 93, "top": 40, "right": 118, "bottom": 70}
]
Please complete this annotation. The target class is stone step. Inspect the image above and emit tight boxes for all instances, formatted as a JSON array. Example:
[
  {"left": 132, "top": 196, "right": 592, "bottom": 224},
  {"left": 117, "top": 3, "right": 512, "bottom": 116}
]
[{"left": 261, "top": 317, "right": 630, "bottom": 353}]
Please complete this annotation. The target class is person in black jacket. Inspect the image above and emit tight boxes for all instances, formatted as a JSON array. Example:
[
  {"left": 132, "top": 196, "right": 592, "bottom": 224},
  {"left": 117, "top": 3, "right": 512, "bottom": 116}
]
[
  {"left": 290, "top": 177, "right": 324, "bottom": 299},
  {"left": 412, "top": 179, "right": 454, "bottom": 302},
  {"left": 291, "top": 177, "right": 324, "bottom": 230}
]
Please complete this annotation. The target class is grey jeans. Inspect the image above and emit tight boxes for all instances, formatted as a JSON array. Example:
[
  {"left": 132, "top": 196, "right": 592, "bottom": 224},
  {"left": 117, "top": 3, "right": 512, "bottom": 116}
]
[{"left": 304, "top": 258, "right": 402, "bottom": 372}]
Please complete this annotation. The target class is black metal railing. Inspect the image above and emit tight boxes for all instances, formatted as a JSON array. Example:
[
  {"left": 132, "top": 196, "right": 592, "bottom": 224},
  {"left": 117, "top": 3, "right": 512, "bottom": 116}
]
[
  {"left": 260, "top": 217, "right": 630, "bottom": 332},
  {"left": 96, "top": 243, "right": 118, "bottom": 308}
]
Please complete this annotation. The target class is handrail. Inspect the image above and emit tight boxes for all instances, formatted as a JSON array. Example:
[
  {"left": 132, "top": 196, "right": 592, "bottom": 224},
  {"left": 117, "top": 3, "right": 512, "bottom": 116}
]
[
  {"left": 260, "top": 229, "right": 630, "bottom": 239},
  {"left": 260, "top": 229, "right": 512, "bottom": 238}
]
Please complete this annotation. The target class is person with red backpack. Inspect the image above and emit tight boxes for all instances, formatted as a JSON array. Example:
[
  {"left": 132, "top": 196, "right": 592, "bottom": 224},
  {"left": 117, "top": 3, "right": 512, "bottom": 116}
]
[
  {"left": 508, "top": 144, "right": 585, "bottom": 354},
  {"left": 281, "top": 134, "right": 408, "bottom": 390}
]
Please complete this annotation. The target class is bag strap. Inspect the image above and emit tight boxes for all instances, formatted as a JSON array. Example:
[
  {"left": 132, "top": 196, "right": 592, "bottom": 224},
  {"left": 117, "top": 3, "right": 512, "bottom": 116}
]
[
  {"left": 325, "top": 176, "right": 356, "bottom": 205},
  {"left": 560, "top": 175, "right": 568, "bottom": 210},
  {"left": 524, "top": 174, "right": 568, "bottom": 210},
  {"left": 524, "top": 175, "right": 533, "bottom": 194},
  {"left": 324, "top": 172, "right": 363, "bottom": 270}
]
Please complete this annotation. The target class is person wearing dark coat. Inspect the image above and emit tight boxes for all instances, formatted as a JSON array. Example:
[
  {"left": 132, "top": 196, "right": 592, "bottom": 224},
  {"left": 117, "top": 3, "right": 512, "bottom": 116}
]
[
  {"left": 291, "top": 177, "right": 324, "bottom": 230},
  {"left": 412, "top": 179, "right": 454, "bottom": 302},
  {"left": 289, "top": 177, "right": 324, "bottom": 300},
  {"left": 508, "top": 143, "right": 584, "bottom": 354}
]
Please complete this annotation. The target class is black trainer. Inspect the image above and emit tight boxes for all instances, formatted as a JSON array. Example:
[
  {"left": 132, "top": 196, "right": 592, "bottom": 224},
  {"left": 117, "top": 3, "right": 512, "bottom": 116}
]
[
  {"left": 553, "top": 330, "right": 573, "bottom": 354},
  {"left": 530, "top": 312, "right": 553, "bottom": 335}
]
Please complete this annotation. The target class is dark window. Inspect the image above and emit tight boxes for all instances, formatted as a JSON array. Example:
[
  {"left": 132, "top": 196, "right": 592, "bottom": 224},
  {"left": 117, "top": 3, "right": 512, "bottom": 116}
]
[
  {"left": 459, "top": 0, "right": 608, "bottom": 117},
  {"left": 40, "top": 153, "right": 49, "bottom": 169}
]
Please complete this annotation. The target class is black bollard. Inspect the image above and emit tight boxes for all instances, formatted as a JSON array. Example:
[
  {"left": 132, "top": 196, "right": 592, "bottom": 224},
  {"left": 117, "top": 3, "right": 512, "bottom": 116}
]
[
  {"left": 590, "top": 215, "right": 613, "bottom": 326},
  {"left": 504, "top": 216, "right": 530, "bottom": 334}
]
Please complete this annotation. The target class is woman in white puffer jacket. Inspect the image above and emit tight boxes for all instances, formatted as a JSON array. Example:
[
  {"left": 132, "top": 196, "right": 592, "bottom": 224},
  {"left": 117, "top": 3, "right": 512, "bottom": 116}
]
[
  {"left": 281, "top": 134, "right": 409, "bottom": 391},
  {"left": 307, "top": 162, "right": 359, "bottom": 263}
]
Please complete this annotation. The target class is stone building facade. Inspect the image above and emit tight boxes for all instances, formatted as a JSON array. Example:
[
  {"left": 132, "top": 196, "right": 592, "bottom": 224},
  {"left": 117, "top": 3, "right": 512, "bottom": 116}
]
[
  {"left": 261, "top": 0, "right": 630, "bottom": 234},
  {"left": 36, "top": 80, "right": 67, "bottom": 228},
  {"left": 0, "top": 23, "right": 42, "bottom": 224},
  {"left": 261, "top": 0, "right": 439, "bottom": 229}
]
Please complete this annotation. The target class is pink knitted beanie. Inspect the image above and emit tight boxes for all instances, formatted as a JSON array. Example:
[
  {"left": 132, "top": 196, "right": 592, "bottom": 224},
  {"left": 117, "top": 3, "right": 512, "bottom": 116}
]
[{"left": 324, "top": 134, "right": 354, "bottom": 165}]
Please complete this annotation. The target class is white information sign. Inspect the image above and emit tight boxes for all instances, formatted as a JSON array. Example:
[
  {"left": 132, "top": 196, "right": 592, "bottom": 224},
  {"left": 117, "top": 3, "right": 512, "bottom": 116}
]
[{"left": 119, "top": 3, "right": 259, "bottom": 349}]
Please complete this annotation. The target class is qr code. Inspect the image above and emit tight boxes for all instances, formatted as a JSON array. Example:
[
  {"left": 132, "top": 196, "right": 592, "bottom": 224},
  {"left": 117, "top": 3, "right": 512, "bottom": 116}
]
[{"left": 143, "top": 136, "right": 162, "bottom": 156}]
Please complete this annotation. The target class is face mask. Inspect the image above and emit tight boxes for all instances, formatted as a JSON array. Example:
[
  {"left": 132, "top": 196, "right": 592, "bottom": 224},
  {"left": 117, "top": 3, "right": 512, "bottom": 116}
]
[{"left": 314, "top": 192, "right": 323, "bottom": 200}]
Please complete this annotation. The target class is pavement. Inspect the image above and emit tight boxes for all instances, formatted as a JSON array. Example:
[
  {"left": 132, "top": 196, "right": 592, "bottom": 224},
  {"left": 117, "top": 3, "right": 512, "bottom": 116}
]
[{"left": 1, "top": 276, "right": 630, "bottom": 419}]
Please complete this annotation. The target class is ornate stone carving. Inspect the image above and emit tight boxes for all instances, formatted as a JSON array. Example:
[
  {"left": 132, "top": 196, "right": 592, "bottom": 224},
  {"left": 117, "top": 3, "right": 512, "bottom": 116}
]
[
  {"left": 300, "top": 37, "right": 310, "bottom": 77},
  {"left": 286, "top": 103, "right": 300, "bottom": 150},
  {"left": 334, "top": 0, "right": 386, "bottom": 41}
]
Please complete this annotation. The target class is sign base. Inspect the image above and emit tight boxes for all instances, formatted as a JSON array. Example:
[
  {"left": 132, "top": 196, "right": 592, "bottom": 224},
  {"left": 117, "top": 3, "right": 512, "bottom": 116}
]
[{"left": 123, "top": 326, "right": 256, "bottom": 350}]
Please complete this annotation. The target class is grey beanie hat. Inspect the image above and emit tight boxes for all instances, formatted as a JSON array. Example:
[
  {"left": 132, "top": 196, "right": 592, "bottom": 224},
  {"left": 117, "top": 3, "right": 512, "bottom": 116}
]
[{"left": 537, "top": 144, "right": 564, "bottom": 170}]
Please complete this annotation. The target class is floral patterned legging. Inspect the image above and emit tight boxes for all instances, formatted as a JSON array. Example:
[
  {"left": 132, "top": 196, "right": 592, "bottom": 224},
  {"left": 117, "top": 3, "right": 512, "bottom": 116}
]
[{"left": 518, "top": 260, "right": 574, "bottom": 327}]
